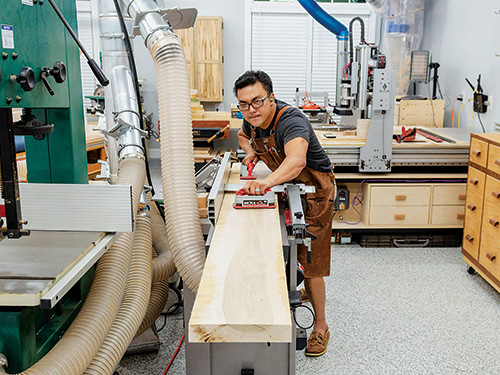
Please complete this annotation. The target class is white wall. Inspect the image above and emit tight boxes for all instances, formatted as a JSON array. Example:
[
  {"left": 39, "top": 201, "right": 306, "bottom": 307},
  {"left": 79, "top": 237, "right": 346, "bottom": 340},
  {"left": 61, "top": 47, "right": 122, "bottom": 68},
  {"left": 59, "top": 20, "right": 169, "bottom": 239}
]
[
  {"left": 421, "top": 0, "right": 500, "bottom": 132},
  {"left": 132, "top": 0, "right": 245, "bottom": 152}
]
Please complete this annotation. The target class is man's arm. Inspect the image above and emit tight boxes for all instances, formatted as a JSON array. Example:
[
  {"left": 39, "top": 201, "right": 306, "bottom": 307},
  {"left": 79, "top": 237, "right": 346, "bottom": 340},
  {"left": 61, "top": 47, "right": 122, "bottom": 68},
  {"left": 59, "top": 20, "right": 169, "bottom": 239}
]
[
  {"left": 242, "top": 137, "right": 307, "bottom": 195},
  {"left": 238, "top": 129, "right": 259, "bottom": 165}
]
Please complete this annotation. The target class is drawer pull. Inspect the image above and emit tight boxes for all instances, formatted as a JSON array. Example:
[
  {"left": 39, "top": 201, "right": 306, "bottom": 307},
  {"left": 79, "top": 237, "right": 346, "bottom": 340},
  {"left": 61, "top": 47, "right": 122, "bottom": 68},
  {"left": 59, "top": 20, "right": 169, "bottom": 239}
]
[
  {"left": 467, "top": 204, "right": 477, "bottom": 211},
  {"left": 486, "top": 252, "right": 496, "bottom": 261},
  {"left": 465, "top": 234, "right": 474, "bottom": 242},
  {"left": 469, "top": 178, "right": 479, "bottom": 185},
  {"left": 394, "top": 214, "right": 405, "bottom": 220},
  {"left": 492, "top": 191, "right": 500, "bottom": 199},
  {"left": 457, "top": 213, "right": 465, "bottom": 220},
  {"left": 458, "top": 194, "right": 467, "bottom": 200},
  {"left": 496, "top": 159, "right": 500, "bottom": 167},
  {"left": 395, "top": 195, "right": 407, "bottom": 201},
  {"left": 472, "top": 150, "right": 481, "bottom": 157},
  {"left": 489, "top": 218, "right": 499, "bottom": 227}
]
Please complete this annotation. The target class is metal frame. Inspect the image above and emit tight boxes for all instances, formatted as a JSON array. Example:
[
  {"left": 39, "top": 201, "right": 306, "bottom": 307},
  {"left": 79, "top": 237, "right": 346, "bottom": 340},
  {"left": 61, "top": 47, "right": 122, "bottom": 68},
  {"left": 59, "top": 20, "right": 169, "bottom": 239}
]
[{"left": 40, "top": 233, "right": 117, "bottom": 309}]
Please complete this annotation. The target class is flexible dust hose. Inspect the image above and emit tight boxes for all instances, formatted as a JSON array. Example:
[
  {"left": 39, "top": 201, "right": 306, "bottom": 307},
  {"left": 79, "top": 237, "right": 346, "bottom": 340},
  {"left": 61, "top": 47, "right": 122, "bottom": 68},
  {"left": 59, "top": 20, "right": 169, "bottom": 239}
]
[
  {"left": 147, "top": 31, "right": 205, "bottom": 293},
  {"left": 147, "top": 193, "right": 176, "bottom": 282},
  {"left": 4, "top": 156, "right": 146, "bottom": 375},
  {"left": 13, "top": 232, "right": 134, "bottom": 375},
  {"left": 135, "top": 280, "right": 170, "bottom": 338},
  {"left": 84, "top": 213, "right": 152, "bottom": 375}
]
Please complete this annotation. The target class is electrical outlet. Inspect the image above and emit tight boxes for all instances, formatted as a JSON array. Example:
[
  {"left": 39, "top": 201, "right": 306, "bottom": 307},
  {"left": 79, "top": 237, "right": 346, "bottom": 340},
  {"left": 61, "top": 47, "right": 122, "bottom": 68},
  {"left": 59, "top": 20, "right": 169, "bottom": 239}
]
[{"left": 461, "top": 90, "right": 466, "bottom": 100}]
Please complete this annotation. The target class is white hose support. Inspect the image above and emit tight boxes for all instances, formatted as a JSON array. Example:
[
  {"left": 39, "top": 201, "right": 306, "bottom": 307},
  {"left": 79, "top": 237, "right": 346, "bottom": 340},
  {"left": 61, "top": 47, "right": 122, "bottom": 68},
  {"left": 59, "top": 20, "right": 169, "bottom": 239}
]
[
  {"left": 135, "top": 280, "right": 170, "bottom": 338},
  {"left": 84, "top": 213, "right": 152, "bottom": 375},
  {"left": 147, "top": 193, "right": 176, "bottom": 282},
  {"left": 147, "top": 30, "right": 205, "bottom": 293}
]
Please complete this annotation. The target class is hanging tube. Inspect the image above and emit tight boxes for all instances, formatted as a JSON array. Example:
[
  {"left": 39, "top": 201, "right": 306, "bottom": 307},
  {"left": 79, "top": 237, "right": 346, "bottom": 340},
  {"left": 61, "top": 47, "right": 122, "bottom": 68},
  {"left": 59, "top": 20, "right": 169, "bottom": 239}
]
[
  {"left": 298, "top": 0, "right": 349, "bottom": 106},
  {"left": 297, "top": 0, "right": 348, "bottom": 39}
]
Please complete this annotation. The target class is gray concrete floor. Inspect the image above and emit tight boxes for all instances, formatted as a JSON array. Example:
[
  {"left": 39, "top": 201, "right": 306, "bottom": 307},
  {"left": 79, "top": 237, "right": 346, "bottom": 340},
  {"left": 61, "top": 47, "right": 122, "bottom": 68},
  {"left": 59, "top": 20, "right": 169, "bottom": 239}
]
[{"left": 116, "top": 244, "right": 500, "bottom": 375}]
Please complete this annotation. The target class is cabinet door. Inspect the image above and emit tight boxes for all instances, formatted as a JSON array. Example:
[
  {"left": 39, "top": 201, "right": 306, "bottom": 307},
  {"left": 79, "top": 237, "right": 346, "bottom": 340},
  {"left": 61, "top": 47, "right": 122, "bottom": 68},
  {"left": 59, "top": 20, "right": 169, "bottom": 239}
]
[
  {"left": 195, "top": 17, "right": 223, "bottom": 102},
  {"left": 177, "top": 27, "right": 195, "bottom": 89},
  {"left": 176, "top": 16, "right": 223, "bottom": 102}
]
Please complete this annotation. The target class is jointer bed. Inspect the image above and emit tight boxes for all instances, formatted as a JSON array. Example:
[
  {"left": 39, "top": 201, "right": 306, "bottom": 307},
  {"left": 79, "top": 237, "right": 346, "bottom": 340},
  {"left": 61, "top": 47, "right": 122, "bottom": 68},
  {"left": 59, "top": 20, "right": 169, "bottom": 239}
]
[{"left": 185, "top": 157, "right": 305, "bottom": 375}]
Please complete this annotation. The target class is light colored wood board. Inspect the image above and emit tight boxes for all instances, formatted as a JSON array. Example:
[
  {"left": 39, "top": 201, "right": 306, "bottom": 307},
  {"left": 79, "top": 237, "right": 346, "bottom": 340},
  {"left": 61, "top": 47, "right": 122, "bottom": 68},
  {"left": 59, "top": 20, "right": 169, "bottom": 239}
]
[
  {"left": 190, "top": 165, "right": 291, "bottom": 343},
  {"left": 396, "top": 99, "right": 444, "bottom": 127}
]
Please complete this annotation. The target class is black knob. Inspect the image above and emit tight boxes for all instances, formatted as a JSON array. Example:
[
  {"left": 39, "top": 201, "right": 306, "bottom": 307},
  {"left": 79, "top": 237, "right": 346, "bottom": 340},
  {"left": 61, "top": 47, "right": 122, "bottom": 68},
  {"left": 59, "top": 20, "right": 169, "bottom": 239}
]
[
  {"left": 12, "top": 67, "right": 35, "bottom": 92},
  {"left": 50, "top": 61, "right": 66, "bottom": 83}
]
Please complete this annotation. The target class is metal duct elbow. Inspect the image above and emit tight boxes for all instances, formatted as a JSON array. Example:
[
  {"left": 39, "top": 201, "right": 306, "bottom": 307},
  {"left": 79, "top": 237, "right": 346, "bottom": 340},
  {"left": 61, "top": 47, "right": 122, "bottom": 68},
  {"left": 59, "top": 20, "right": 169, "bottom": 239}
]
[{"left": 298, "top": 0, "right": 348, "bottom": 39}]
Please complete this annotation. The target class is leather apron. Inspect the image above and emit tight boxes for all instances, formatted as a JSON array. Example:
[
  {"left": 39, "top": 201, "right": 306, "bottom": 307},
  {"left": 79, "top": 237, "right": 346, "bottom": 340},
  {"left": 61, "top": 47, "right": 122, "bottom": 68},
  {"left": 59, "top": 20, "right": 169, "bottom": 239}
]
[{"left": 249, "top": 106, "right": 335, "bottom": 277}]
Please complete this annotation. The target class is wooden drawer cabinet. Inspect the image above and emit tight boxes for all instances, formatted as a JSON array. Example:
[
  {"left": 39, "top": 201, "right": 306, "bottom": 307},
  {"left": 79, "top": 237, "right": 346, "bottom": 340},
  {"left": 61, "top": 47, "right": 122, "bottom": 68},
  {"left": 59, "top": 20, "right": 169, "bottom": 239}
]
[
  {"left": 463, "top": 133, "right": 500, "bottom": 293},
  {"left": 363, "top": 183, "right": 465, "bottom": 228}
]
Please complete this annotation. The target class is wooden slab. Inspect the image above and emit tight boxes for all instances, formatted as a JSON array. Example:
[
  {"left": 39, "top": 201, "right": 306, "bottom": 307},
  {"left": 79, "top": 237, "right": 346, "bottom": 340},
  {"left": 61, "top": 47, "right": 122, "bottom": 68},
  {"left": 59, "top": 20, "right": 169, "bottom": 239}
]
[{"left": 189, "top": 164, "right": 291, "bottom": 343}]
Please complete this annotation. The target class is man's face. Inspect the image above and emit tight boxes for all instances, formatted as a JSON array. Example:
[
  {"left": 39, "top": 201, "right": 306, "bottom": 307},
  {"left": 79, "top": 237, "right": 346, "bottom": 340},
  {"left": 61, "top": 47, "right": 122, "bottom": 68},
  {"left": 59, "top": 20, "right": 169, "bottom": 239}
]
[{"left": 236, "top": 82, "right": 275, "bottom": 129}]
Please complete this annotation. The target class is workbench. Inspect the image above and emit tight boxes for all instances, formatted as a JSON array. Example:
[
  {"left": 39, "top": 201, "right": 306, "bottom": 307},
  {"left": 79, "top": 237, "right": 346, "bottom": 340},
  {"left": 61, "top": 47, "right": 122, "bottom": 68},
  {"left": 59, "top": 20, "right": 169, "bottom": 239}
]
[
  {"left": 317, "top": 127, "right": 470, "bottom": 231},
  {"left": 317, "top": 127, "right": 470, "bottom": 167}
]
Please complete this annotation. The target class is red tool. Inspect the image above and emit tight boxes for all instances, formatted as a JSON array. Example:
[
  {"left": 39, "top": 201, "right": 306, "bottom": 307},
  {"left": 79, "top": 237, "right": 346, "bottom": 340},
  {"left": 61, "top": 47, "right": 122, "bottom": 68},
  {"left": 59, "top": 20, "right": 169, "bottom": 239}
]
[
  {"left": 416, "top": 129, "right": 443, "bottom": 143},
  {"left": 240, "top": 162, "right": 256, "bottom": 180},
  {"left": 233, "top": 188, "right": 276, "bottom": 209},
  {"left": 393, "top": 126, "right": 417, "bottom": 143}
]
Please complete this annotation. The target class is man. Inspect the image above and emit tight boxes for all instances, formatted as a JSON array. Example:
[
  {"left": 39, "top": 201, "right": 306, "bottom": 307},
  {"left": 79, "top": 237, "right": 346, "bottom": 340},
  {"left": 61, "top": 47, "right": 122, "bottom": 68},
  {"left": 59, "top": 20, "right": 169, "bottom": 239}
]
[{"left": 234, "top": 70, "right": 335, "bottom": 357}]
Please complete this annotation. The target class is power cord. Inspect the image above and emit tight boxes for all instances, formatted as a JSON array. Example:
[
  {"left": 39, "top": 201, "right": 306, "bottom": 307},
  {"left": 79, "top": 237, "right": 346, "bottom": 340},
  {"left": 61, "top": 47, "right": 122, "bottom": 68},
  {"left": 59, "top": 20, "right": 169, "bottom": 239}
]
[{"left": 292, "top": 304, "right": 315, "bottom": 330}]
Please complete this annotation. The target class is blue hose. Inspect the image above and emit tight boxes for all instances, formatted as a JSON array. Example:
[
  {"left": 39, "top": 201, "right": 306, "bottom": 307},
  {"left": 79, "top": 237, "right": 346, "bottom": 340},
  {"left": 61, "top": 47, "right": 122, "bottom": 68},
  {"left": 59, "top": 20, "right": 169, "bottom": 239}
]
[{"left": 297, "top": 0, "right": 348, "bottom": 39}]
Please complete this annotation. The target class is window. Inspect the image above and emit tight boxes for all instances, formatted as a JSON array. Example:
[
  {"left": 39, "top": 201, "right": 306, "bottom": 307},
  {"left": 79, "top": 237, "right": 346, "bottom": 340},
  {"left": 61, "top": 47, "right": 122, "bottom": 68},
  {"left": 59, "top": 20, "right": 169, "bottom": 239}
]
[
  {"left": 76, "top": 1, "right": 101, "bottom": 110},
  {"left": 246, "top": 0, "right": 374, "bottom": 104}
]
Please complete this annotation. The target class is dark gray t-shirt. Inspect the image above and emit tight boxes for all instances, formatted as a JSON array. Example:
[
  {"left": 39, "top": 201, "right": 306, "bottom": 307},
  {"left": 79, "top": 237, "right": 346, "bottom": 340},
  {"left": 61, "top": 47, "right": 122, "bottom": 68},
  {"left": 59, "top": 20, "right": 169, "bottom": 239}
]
[{"left": 242, "top": 99, "right": 332, "bottom": 173}]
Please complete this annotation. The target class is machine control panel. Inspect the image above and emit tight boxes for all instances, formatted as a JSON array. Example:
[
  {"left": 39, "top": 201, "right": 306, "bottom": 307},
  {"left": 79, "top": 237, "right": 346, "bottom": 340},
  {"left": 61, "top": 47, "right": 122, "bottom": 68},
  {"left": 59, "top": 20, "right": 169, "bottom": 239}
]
[{"left": 0, "top": 1, "right": 73, "bottom": 109}]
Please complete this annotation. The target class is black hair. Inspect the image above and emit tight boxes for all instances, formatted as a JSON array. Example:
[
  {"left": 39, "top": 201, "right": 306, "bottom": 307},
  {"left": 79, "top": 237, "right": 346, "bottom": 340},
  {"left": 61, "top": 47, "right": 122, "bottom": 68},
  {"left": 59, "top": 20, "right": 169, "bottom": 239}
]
[{"left": 233, "top": 70, "right": 273, "bottom": 96}]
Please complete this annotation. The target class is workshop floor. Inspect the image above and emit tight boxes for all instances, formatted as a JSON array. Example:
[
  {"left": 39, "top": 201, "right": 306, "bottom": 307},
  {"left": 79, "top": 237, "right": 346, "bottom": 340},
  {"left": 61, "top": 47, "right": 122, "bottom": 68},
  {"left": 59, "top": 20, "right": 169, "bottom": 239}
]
[
  {"left": 117, "top": 161, "right": 500, "bottom": 374},
  {"left": 116, "top": 244, "right": 500, "bottom": 375}
]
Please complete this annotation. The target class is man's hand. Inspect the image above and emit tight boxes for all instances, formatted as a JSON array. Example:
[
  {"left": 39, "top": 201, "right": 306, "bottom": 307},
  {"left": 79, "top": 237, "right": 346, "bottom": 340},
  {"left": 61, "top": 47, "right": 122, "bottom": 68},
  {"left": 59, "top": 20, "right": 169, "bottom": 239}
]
[
  {"left": 242, "top": 179, "right": 272, "bottom": 195},
  {"left": 242, "top": 152, "right": 259, "bottom": 166}
]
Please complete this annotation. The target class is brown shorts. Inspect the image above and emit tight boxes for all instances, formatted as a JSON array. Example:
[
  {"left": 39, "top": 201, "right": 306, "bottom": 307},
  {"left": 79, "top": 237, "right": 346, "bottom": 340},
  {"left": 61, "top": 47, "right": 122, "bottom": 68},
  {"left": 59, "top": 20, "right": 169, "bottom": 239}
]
[{"left": 297, "top": 172, "right": 335, "bottom": 278}]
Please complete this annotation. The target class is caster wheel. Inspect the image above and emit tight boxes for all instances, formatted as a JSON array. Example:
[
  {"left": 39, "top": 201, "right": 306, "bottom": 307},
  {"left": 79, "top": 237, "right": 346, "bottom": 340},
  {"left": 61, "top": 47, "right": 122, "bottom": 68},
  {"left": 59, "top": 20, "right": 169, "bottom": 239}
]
[{"left": 467, "top": 266, "right": 476, "bottom": 275}]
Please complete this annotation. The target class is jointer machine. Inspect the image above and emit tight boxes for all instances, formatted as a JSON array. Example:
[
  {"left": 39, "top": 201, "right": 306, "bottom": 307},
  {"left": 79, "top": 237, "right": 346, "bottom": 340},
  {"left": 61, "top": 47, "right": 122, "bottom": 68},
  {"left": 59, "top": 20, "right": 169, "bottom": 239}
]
[{"left": 183, "top": 152, "right": 318, "bottom": 375}]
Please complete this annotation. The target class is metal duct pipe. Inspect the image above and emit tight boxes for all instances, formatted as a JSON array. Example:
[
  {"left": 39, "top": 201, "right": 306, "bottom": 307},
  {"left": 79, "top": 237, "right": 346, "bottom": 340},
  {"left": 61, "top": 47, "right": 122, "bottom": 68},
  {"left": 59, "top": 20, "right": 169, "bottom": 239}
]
[
  {"left": 109, "top": 66, "right": 145, "bottom": 158},
  {"left": 297, "top": 0, "right": 349, "bottom": 106}
]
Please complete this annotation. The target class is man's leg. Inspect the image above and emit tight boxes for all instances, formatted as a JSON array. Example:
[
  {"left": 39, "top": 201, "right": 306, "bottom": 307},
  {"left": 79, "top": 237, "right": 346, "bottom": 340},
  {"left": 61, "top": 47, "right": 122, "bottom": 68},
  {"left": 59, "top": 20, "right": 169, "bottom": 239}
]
[{"left": 304, "top": 277, "right": 328, "bottom": 334}]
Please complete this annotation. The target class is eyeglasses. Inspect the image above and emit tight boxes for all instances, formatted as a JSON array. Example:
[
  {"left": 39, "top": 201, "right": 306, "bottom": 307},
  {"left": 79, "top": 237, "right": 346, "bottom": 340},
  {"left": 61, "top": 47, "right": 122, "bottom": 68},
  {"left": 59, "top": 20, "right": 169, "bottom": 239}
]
[{"left": 237, "top": 94, "right": 270, "bottom": 111}]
